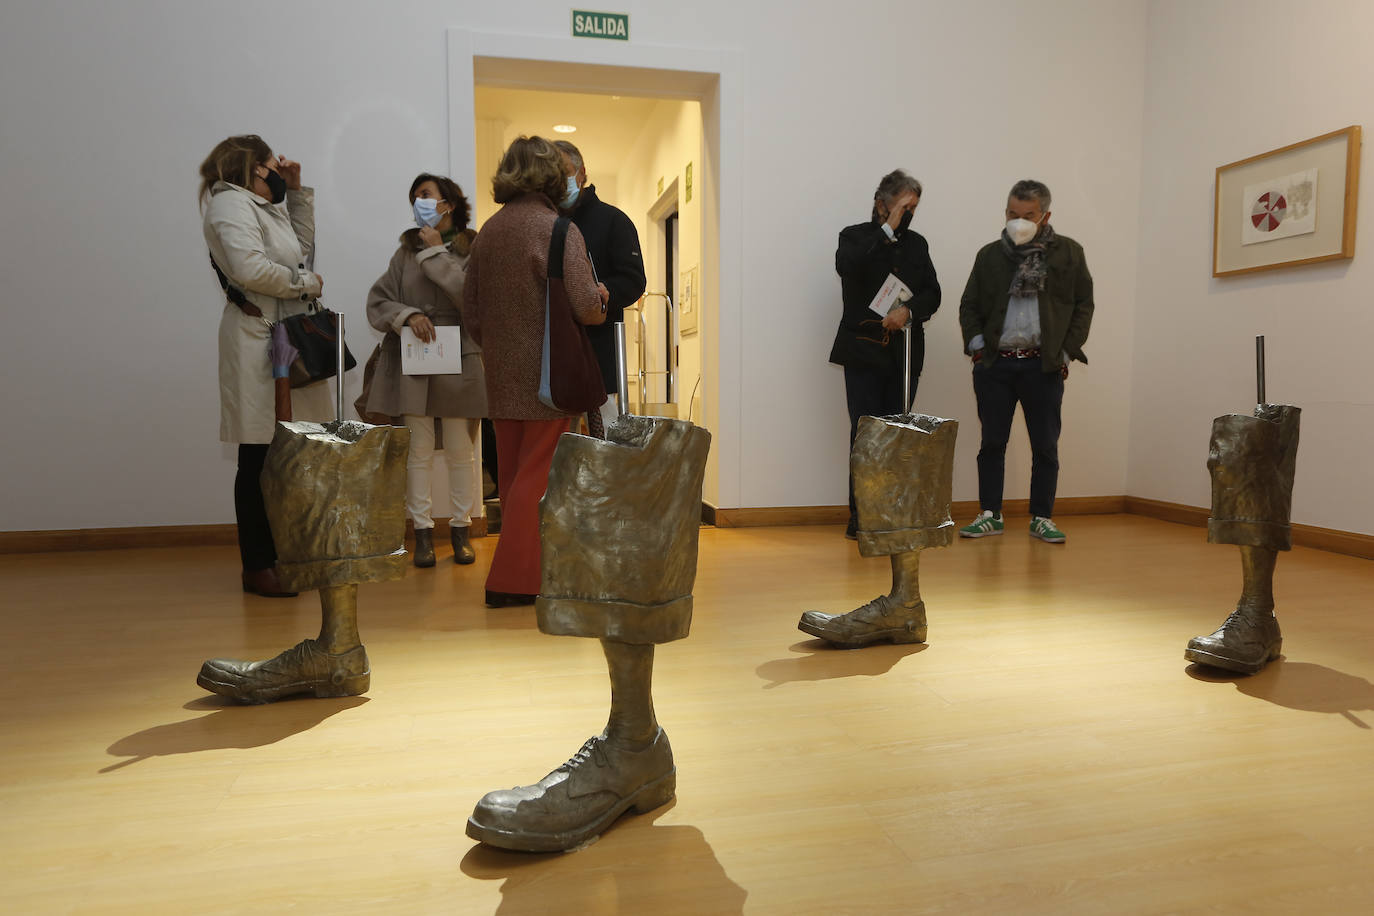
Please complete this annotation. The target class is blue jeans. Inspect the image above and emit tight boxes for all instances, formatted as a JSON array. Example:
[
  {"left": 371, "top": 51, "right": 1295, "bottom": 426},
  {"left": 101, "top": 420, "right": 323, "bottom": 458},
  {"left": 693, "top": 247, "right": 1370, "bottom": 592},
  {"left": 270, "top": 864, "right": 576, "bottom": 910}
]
[{"left": 972, "top": 357, "right": 1064, "bottom": 519}]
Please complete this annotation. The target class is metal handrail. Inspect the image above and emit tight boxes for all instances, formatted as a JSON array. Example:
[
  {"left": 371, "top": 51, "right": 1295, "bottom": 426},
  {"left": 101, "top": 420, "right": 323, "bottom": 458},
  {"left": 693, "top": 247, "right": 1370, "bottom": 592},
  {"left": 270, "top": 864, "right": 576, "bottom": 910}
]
[{"left": 621, "top": 293, "right": 677, "bottom": 414}]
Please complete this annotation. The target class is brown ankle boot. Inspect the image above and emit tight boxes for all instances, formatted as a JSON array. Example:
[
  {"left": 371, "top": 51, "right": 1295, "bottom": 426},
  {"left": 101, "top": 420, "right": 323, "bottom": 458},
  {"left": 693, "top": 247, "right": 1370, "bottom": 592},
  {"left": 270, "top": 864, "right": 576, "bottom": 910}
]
[
  {"left": 451, "top": 525, "right": 476, "bottom": 565},
  {"left": 241, "top": 567, "right": 298, "bottom": 598},
  {"left": 413, "top": 528, "right": 436, "bottom": 568}
]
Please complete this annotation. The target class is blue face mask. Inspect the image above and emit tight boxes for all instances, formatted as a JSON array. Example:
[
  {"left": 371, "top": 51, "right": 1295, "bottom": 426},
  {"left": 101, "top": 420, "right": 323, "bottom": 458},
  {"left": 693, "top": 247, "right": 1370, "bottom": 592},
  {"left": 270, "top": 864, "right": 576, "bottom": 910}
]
[
  {"left": 564, "top": 175, "right": 580, "bottom": 207},
  {"left": 413, "top": 198, "right": 444, "bottom": 228}
]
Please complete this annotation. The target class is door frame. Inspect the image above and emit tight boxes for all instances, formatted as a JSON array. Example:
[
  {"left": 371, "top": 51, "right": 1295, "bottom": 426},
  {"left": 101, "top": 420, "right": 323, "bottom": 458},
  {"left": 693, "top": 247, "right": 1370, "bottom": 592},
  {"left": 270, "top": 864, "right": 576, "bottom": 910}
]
[{"left": 446, "top": 29, "right": 742, "bottom": 507}]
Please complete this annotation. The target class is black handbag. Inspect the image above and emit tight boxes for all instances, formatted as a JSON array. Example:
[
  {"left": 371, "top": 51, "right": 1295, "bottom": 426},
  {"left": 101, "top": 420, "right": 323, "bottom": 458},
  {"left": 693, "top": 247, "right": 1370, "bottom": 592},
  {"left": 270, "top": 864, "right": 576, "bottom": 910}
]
[
  {"left": 537, "top": 217, "right": 607, "bottom": 413},
  {"left": 208, "top": 253, "right": 355, "bottom": 387},
  {"left": 278, "top": 305, "right": 357, "bottom": 387}
]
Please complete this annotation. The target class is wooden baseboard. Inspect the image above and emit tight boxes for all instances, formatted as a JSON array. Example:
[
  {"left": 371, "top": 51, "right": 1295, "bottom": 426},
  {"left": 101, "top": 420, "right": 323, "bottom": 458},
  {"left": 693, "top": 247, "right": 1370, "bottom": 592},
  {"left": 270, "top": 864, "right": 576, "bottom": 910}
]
[
  {"left": 405, "top": 517, "right": 489, "bottom": 540},
  {"left": 1122, "top": 496, "right": 1210, "bottom": 528},
  {"left": 713, "top": 505, "right": 849, "bottom": 528},
  {"left": 6, "top": 497, "right": 1369, "bottom": 560},
  {"left": 0, "top": 516, "right": 489, "bottom": 555},
  {"left": 712, "top": 496, "right": 1127, "bottom": 529},
  {"left": 0, "top": 524, "right": 241, "bottom": 554},
  {"left": 1124, "top": 496, "right": 1374, "bottom": 561}
]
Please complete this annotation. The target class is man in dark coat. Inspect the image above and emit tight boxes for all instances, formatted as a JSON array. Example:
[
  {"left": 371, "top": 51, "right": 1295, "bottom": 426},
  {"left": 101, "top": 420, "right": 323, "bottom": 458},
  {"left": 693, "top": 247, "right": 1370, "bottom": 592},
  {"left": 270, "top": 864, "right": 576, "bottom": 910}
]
[
  {"left": 831, "top": 169, "right": 942, "bottom": 539},
  {"left": 956, "top": 179, "right": 1094, "bottom": 544},
  {"left": 556, "top": 141, "right": 648, "bottom": 426}
]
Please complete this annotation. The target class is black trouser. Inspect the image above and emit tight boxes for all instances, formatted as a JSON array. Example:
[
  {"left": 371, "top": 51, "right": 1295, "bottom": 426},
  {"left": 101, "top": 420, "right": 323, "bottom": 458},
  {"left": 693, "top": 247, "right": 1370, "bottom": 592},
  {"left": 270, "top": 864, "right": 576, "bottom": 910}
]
[
  {"left": 843, "top": 358, "right": 917, "bottom": 520},
  {"left": 234, "top": 444, "right": 276, "bottom": 571},
  {"left": 972, "top": 357, "right": 1064, "bottom": 519}
]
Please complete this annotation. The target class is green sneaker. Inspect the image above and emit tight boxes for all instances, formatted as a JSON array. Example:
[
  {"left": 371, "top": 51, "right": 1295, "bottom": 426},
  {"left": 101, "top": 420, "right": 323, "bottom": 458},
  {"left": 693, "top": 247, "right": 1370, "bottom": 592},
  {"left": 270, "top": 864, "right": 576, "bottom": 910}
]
[
  {"left": 1029, "top": 516, "right": 1066, "bottom": 543},
  {"left": 959, "top": 510, "right": 1004, "bottom": 538}
]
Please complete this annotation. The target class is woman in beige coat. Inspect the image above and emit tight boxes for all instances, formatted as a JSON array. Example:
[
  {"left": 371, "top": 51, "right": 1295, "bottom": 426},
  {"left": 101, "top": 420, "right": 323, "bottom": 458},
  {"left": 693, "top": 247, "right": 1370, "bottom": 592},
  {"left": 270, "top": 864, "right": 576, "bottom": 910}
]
[
  {"left": 200, "top": 134, "right": 333, "bottom": 597},
  {"left": 365, "top": 174, "right": 488, "bottom": 567}
]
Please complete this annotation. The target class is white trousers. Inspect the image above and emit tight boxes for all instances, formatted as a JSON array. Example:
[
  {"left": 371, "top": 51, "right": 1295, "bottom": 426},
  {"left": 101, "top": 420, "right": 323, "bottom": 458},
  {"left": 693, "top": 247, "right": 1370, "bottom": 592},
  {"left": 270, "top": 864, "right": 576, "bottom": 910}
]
[{"left": 404, "top": 415, "right": 478, "bottom": 529}]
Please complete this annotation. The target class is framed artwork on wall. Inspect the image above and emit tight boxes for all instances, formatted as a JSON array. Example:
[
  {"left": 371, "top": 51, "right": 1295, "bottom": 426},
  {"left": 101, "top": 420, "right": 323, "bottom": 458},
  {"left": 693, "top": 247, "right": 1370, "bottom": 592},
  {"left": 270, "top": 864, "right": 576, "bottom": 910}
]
[{"left": 1213, "top": 125, "right": 1361, "bottom": 277}]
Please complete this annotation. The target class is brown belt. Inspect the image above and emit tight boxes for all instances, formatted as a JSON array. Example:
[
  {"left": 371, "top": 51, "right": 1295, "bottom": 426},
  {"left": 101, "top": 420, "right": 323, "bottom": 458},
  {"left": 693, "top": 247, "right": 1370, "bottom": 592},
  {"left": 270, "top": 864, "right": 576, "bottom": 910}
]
[{"left": 999, "top": 347, "right": 1041, "bottom": 359}]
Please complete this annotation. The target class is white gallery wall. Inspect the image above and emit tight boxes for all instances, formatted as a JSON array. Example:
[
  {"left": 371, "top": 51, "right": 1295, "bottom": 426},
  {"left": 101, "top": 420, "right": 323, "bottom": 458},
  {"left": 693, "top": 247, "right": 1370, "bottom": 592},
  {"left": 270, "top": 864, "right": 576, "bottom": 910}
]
[
  {"left": 0, "top": 0, "right": 1181, "bottom": 533},
  {"left": 1131, "top": 0, "right": 1374, "bottom": 535}
]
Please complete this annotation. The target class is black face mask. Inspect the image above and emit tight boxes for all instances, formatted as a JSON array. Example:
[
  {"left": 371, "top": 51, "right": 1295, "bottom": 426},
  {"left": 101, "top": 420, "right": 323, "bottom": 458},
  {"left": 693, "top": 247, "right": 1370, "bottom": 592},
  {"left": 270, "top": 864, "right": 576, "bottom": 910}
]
[
  {"left": 260, "top": 168, "right": 287, "bottom": 203},
  {"left": 897, "top": 210, "right": 914, "bottom": 233}
]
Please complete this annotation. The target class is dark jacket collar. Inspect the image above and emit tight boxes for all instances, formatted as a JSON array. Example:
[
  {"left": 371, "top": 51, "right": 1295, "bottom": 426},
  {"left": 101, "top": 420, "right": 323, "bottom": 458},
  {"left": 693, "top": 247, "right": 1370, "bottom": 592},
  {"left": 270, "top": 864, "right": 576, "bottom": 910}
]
[{"left": 566, "top": 183, "right": 600, "bottom": 215}]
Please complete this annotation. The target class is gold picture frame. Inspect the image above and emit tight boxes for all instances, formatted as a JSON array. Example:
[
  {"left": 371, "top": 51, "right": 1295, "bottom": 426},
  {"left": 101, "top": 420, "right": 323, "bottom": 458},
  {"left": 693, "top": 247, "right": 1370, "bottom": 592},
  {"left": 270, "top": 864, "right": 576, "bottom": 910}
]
[{"left": 1213, "top": 125, "right": 1361, "bottom": 277}]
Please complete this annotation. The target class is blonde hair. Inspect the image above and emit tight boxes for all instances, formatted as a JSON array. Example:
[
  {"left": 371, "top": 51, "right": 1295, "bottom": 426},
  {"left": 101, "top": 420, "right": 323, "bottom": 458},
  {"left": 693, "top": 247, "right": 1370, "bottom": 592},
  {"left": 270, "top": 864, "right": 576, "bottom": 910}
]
[
  {"left": 198, "top": 134, "right": 272, "bottom": 207},
  {"left": 491, "top": 136, "right": 567, "bottom": 204}
]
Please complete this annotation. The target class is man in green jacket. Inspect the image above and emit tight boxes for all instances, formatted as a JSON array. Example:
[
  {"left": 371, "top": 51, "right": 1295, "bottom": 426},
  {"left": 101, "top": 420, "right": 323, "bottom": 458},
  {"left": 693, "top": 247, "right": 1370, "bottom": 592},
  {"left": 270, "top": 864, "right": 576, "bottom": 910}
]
[{"left": 957, "top": 179, "right": 1094, "bottom": 543}]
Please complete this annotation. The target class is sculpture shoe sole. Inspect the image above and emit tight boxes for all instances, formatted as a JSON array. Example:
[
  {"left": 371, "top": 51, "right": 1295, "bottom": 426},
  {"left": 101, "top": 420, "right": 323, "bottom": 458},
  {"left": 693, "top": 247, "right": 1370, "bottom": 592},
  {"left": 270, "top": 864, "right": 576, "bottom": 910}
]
[
  {"left": 797, "top": 616, "right": 927, "bottom": 649},
  {"left": 1184, "top": 639, "right": 1281, "bottom": 676},
  {"left": 195, "top": 665, "right": 371, "bottom": 704},
  {"left": 465, "top": 767, "right": 676, "bottom": 853}
]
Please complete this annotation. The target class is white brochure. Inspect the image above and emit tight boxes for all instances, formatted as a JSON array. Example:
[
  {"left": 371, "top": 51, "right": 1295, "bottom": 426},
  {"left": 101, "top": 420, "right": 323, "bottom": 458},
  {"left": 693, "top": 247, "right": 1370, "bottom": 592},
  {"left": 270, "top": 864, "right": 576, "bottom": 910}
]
[
  {"left": 400, "top": 325, "right": 462, "bottom": 375},
  {"left": 868, "top": 273, "right": 913, "bottom": 317}
]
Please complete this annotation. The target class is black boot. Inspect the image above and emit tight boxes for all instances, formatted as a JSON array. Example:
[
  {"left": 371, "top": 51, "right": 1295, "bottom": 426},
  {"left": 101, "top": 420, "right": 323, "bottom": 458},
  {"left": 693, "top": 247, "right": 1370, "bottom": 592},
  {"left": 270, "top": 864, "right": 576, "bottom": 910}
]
[
  {"left": 413, "top": 528, "right": 436, "bottom": 568},
  {"left": 451, "top": 525, "right": 476, "bottom": 565}
]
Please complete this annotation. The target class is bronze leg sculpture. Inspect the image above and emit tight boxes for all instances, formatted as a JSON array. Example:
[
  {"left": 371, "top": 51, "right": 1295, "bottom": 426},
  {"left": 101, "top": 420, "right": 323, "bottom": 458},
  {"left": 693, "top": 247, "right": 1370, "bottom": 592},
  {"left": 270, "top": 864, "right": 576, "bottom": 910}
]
[
  {"left": 197, "top": 420, "right": 410, "bottom": 703},
  {"left": 799, "top": 413, "right": 957, "bottom": 648},
  {"left": 1185, "top": 404, "right": 1300, "bottom": 675},
  {"left": 467, "top": 416, "right": 710, "bottom": 852}
]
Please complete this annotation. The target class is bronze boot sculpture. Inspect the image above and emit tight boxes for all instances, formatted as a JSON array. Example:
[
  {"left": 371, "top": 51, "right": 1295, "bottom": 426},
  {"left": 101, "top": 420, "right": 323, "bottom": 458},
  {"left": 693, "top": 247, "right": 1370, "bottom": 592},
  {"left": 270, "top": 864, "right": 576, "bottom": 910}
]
[
  {"left": 1185, "top": 404, "right": 1300, "bottom": 675},
  {"left": 197, "top": 420, "right": 409, "bottom": 703},
  {"left": 799, "top": 413, "right": 957, "bottom": 648},
  {"left": 467, "top": 416, "right": 710, "bottom": 852}
]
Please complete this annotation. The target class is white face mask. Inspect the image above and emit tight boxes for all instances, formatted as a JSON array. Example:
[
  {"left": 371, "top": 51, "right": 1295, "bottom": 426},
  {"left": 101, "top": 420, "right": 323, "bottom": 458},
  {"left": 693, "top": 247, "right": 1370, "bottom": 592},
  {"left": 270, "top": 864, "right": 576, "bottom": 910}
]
[{"left": 1006, "top": 216, "right": 1041, "bottom": 246}]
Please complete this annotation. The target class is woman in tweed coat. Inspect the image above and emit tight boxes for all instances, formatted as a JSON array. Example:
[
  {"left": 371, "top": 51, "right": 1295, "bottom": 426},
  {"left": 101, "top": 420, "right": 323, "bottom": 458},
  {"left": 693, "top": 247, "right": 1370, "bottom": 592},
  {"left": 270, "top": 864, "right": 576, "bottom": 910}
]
[{"left": 461, "top": 137, "right": 605, "bottom": 606}]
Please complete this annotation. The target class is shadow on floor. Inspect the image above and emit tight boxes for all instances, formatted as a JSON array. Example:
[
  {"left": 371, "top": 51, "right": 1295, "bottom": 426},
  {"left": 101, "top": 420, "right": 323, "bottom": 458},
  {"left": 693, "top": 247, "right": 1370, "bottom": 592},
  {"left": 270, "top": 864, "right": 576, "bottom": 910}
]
[
  {"left": 460, "top": 804, "right": 747, "bottom": 915},
  {"left": 100, "top": 695, "right": 368, "bottom": 772},
  {"left": 756, "top": 640, "right": 926, "bottom": 689},
  {"left": 1187, "top": 659, "right": 1374, "bottom": 728}
]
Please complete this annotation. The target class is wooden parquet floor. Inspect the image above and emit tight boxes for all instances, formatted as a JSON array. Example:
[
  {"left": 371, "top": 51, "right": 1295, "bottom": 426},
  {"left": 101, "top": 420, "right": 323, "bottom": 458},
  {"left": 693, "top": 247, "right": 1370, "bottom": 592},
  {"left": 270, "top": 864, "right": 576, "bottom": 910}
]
[{"left": 2, "top": 514, "right": 1372, "bottom": 914}]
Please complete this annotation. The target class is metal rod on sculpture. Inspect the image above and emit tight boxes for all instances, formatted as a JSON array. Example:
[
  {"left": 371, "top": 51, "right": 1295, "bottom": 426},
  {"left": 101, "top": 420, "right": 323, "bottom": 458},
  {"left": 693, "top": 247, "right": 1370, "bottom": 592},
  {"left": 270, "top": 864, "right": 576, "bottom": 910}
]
[
  {"left": 336, "top": 312, "right": 346, "bottom": 420},
  {"left": 1255, "top": 334, "right": 1266, "bottom": 407},
  {"left": 902, "top": 325, "right": 913, "bottom": 414},
  {"left": 614, "top": 321, "right": 629, "bottom": 417}
]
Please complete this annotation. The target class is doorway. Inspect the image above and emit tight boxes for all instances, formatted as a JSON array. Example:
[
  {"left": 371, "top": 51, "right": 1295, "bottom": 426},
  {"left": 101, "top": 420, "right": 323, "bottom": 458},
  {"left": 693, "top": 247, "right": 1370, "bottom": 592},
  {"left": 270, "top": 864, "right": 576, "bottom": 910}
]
[
  {"left": 446, "top": 29, "right": 741, "bottom": 509},
  {"left": 470, "top": 85, "right": 701, "bottom": 422}
]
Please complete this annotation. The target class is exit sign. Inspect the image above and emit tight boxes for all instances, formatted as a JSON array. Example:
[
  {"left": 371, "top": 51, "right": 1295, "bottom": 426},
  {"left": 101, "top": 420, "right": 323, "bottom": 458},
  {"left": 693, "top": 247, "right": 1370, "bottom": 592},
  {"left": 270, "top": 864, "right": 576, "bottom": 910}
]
[{"left": 572, "top": 10, "right": 629, "bottom": 41}]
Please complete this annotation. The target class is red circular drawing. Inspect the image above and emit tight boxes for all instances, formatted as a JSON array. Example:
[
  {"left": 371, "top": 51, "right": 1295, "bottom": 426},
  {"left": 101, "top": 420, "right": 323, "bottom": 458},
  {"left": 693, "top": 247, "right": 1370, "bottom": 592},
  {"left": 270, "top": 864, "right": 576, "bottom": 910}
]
[{"left": 1250, "top": 191, "right": 1287, "bottom": 232}]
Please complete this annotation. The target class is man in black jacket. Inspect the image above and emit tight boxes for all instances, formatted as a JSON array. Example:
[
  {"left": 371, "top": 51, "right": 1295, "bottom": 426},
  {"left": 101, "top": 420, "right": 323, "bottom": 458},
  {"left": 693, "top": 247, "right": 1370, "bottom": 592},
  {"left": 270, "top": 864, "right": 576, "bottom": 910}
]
[
  {"left": 831, "top": 169, "right": 941, "bottom": 539},
  {"left": 556, "top": 141, "right": 648, "bottom": 426}
]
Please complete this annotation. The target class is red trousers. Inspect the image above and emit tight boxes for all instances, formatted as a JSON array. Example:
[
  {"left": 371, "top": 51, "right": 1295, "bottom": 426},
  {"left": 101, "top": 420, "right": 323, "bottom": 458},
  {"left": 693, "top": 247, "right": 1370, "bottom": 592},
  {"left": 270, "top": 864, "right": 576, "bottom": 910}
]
[{"left": 487, "top": 417, "right": 571, "bottom": 594}]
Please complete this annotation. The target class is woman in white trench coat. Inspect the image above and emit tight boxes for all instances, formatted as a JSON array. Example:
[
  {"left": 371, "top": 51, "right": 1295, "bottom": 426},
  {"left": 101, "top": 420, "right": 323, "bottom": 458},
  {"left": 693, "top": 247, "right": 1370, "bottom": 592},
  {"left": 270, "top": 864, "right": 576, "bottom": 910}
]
[{"left": 199, "top": 134, "right": 333, "bottom": 597}]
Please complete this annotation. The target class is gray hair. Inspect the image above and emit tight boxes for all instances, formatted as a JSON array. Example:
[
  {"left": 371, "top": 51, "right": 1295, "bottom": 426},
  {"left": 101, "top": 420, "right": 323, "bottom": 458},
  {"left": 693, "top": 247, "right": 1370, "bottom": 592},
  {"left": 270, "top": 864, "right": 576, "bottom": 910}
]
[
  {"left": 1008, "top": 179, "right": 1051, "bottom": 211},
  {"left": 874, "top": 169, "right": 923, "bottom": 205},
  {"left": 553, "top": 139, "right": 584, "bottom": 170}
]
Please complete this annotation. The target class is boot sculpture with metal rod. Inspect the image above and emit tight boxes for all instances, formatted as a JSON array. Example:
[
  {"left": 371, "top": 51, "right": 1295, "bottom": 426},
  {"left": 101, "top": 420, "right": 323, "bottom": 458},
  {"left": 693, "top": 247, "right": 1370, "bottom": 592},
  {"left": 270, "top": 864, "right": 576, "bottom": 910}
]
[
  {"left": 1186, "top": 337, "right": 1300, "bottom": 675},
  {"left": 799, "top": 326, "right": 958, "bottom": 648},
  {"left": 467, "top": 325, "right": 711, "bottom": 852},
  {"left": 197, "top": 419, "right": 409, "bottom": 702},
  {"left": 798, "top": 412, "right": 957, "bottom": 647}
]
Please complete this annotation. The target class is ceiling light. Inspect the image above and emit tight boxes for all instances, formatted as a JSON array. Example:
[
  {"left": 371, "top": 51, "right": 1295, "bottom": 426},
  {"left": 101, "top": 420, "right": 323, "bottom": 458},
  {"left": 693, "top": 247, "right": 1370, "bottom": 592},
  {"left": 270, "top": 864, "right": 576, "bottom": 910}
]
[{"left": 553, "top": 124, "right": 577, "bottom": 133}]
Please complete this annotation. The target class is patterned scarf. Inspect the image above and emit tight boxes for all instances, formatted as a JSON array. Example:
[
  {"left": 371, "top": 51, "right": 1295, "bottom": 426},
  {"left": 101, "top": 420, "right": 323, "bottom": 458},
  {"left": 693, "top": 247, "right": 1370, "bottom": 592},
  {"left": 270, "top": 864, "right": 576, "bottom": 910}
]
[{"left": 1001, "top": 223, "right": 1056, "bottom": 297}]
